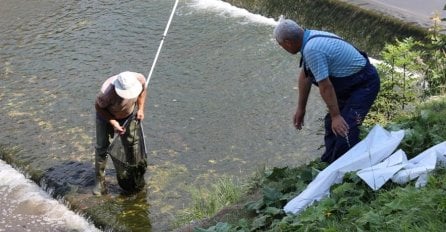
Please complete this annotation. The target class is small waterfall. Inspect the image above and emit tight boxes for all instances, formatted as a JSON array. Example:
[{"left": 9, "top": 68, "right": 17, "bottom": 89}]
[
  {"left": 0, "top": 160, "right": 100, "bottom": 232},
  {"left": 221, "top": 0, "right": 429, "bottom": 58}
]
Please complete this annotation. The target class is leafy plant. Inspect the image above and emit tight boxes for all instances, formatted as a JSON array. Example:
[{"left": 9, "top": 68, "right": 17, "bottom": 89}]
[
  {"left": 365, "top": 14, "right": 445, "bottom": 127},
  {"left": 422, "top": 12, "right": 446, "bottom": 96},
  {"left": 365, "top": 37, "right": 424, "bottom": 127},
  {"left": 387, "top": 97, "right": 446, "bottom": 157}
]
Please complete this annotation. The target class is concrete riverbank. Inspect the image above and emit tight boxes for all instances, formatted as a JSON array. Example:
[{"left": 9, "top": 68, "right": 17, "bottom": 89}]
[{"left": 339, "top": 0, "right": 446, "bottom": 29}]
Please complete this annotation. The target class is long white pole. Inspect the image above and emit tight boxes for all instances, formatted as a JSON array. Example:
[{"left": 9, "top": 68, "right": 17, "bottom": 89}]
[{"left": 145, "top": 0, "right": 180, "bottom": 88}]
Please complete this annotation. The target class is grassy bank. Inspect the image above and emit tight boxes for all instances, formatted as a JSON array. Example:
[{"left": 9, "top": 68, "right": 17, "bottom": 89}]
[
  {"left": 222, "top": 0, "right": 428, "bottom": 58},
  {"left": 182, "top": 96, "right": 446, "bottom": 232}
]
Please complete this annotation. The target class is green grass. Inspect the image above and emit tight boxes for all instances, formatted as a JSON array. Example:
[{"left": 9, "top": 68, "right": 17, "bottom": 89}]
[{"left": 174, "top": 176, "right": 246, "bottom": 228}]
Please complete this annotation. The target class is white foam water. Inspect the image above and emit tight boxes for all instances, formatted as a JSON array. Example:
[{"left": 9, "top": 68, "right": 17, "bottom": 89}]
[
  {"left": 0, "top": 160, "right": 101, "bottom": 232},
  {"left": 190, "top": 0, "right": 278, "bottom": 26}
]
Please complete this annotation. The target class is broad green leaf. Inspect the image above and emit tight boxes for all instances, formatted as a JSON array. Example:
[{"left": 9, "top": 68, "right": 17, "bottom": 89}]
[
  {"left": 262, "top": 186, "right": 283, "bottom": 205},
  {"left": 251, "top": 215, "right": 268, "bottom": 231},
  {"left": 263, "top": 207, "right": 284, "bottom": 216}
]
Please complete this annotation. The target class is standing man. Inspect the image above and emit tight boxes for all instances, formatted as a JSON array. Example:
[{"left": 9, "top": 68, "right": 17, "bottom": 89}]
[
  {"left": 93, "top": 71, "right": 147, "bottom": 195},
  {"left": 273, "top": 17, "right": 380, "bottom": 164}
]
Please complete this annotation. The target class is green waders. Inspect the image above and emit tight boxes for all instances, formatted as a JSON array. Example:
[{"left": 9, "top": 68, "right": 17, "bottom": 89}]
[
  {"left": 93, "top": 115, "right": 140, "bottom": 195},
  {"left": 93, "top": 117, "right": 114, "bottom": 195}
]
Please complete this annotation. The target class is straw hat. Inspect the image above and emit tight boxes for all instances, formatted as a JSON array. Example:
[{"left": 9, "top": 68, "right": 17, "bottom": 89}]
[{"left": 113, "top": 71, "right": 142, "bottom": 99}]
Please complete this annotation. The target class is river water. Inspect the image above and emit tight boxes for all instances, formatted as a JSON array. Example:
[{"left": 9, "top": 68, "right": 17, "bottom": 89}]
[{"left": 0, "top": 0, "right": 325, "bottom": 231}]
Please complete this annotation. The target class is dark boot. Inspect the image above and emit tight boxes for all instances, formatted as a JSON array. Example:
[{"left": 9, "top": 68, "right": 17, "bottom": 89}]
[{"left": 93, "top": 155, "right": 107, "bottom": 195}]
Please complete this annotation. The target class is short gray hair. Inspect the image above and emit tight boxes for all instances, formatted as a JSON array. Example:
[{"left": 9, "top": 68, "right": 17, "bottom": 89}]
[{"left": 273, "top": 16, "right": 302, "bottom": 44}]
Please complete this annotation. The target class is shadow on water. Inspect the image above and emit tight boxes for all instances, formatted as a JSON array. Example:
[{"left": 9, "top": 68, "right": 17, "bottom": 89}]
[
  {"left": 42, "top": 161, "right": 95, "bottom": 196},
  {"left": 41, "top": 160, "right": 152, "bottom": 232}
]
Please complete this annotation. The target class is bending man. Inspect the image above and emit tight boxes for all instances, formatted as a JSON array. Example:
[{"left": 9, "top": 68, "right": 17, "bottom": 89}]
[
  {"left": 273, "top": 17, "right": 380, "bottom": 163},
  {"left": 93, "top": 71, "right": 147, "bottom": 195}
]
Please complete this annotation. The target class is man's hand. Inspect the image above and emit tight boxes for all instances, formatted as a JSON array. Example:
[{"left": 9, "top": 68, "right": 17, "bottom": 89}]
[
  {"left": 293, "top": 108, "right": 305, "bottom": 130},
  {"left": 110, "top": 119, "right": 125, "bottom": 135},
  {"left": 317, "top": 78, "right": 349, "bottom": 137},
  {"left": 136, "top": 109, "right": 145, "bottom": 121},
  {"left": 295, "top": 70, "right": 311, "bottom": 131},
  {"left": 331, "top": 115, "right": 349, "bottom": 137}
]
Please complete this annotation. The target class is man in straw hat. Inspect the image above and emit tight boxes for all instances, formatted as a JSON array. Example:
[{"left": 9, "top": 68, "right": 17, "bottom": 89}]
[
  {"left": 93, "top": 71, "right": 147, "bottom": 195},
  {"left": 273, "top": 17, "right": 380, "bottom": 164}
]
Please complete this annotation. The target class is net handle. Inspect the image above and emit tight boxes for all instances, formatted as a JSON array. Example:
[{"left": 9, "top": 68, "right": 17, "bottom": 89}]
[{"left": 145, "top": 0, "right": 180, "bottom": 88}]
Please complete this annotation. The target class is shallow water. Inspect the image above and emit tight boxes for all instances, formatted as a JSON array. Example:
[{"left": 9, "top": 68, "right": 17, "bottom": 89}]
[{"left": 0, "top": 0, "right": 325, "bottom": 230}]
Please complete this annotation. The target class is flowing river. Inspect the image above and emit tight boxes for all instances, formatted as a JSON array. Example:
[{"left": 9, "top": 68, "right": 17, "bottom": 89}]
[{"left": 0, "top": 0, "right": 326, "bottom": 231}]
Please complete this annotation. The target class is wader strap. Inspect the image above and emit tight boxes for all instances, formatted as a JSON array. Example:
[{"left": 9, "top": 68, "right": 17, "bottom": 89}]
[
  {"left": 300, "top": 34, "right": 367, "bottom": 67},
  {"left": 299, "top": 34, "right": 369, "bottom": 85}
]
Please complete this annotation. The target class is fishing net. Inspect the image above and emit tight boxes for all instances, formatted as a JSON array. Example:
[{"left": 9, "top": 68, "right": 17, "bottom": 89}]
[{"left": 107, "top": 119, "right": 148, "bottom": 192}]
